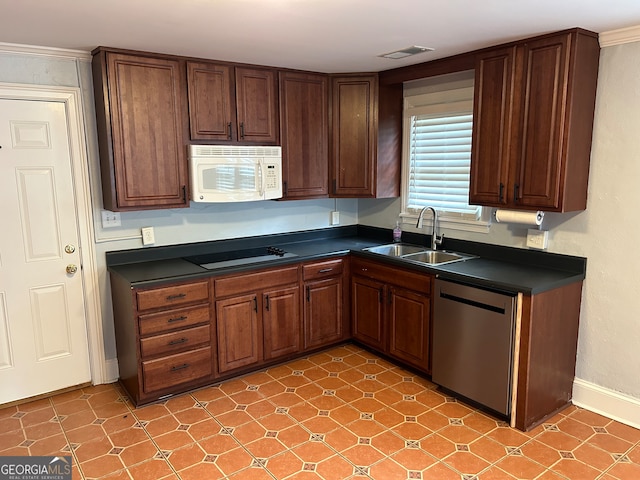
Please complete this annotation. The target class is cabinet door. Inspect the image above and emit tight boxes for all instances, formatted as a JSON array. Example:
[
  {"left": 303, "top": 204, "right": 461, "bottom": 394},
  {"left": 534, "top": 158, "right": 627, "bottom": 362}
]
[
  {"left": 304, "top": 276, "right": 343, "bottom": 350},
  {"left": 351, "top": 275, "right": 385, "bottom": 350},
  {"left": 515, "top": 34, "right": 570, "bottom": 209},
  {"left": 263, "top": 285, "right": 301, "bottom": 360},
  {"left": 331, "top": 76, "right": 378, "bottom": 197},
  {"left": 96, "top": 52, "right": 189, "bottom": 210},
  {"left": 279, "top": 72, "right": 329, "bottom": 199},
  {"left": 388, "top": 286, "right": 431, "bottom": 373},
  {"left": 235, "top": 67, "right": 279, "bottom": 144},
  {"left": 216, "top": 294, "right": 261, "bottom": 373},
  {"left": 469, "top": 46, "right": 516, "bottom": 207},
  {"left": 186, "top": 61, "right": 235, "bottom": 141}
]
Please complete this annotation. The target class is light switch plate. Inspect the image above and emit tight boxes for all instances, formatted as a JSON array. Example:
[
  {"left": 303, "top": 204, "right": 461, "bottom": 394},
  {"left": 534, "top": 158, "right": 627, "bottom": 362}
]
[{"left": 526, "top": 229, "right": 548, "bottom": 249}]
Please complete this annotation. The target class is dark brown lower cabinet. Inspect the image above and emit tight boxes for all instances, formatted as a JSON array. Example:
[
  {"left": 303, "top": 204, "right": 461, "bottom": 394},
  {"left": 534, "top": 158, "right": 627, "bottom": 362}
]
[
  {"left": 302, "top": 258, "right": 348, "bottom": 350},
  {"left": 214, "top": 265, "right": 301, "bottom": 374},
  {"left": 351, "top": 258, "right": 432, "bottom": 374}
]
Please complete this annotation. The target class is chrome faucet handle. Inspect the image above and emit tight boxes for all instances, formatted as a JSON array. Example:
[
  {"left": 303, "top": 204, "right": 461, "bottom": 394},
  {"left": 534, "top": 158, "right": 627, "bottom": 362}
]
[{"left": 435, "top": 233, "right": 444, "bottom": 246}]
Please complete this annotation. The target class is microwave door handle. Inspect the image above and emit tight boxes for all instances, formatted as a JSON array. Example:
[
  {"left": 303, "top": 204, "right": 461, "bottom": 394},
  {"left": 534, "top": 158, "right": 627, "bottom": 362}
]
[{"left": 257, "top": 160, "right": 265, "bottom": 197}]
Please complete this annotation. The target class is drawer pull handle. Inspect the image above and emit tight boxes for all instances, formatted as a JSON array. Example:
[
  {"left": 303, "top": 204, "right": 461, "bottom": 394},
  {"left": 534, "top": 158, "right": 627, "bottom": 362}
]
[
  {"left": 318, "top": 268, "right": 333, "bottom": 273},
  {"left": 170, "top": 363, "right": 190, "bottom": 372},
  {"left": 168, "top": 316, "right": 187, "bottom": 323},
  {"left": 167, "top": 293, "right": 187, "bottom": 300},
  {"left": 169, "top": 337, "right": 188, "bottom": 346}
]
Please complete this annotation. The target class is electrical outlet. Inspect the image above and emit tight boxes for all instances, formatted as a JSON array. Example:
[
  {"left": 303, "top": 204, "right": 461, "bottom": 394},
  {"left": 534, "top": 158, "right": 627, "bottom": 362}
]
[
  {"left": 141, "top": 227, "right": 155, "bottom": 245},
  {"left": 331, "top": 211, "right": 340, "bottom": 225},
  {"left": 526, "top": 229, "right": 549, "bottom": 250},
  {"left": 101, "top": 210, "right": 121, "bottom": 228}
]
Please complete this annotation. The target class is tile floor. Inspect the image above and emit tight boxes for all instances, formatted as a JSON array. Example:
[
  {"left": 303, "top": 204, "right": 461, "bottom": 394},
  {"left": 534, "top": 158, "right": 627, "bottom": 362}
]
[{"left": 2, "top": 344, "right": 640, "bottom": 480}]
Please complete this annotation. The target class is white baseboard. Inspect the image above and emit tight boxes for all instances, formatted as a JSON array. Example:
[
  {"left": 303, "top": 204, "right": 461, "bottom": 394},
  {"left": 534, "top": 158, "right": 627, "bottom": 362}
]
[{"left": 573, "top": 378, "right": 640, "bottom": 430}]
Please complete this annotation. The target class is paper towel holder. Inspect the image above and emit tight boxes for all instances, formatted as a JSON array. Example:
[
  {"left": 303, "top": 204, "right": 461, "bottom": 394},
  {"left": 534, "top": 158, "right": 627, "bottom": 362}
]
[{"left": 493, "top": 209, "right": 545, "bottom": 228}]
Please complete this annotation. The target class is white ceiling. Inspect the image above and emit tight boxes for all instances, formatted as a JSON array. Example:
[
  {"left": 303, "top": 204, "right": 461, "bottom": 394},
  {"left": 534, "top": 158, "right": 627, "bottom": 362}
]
[{"left": 2, "top": 0, "right": 640, "bottom": 73}]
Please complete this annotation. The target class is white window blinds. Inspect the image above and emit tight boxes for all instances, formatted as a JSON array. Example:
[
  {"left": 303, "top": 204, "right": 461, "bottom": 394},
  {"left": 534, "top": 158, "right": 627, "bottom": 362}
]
[{"left": 403, "top": 85, "right": 481, "bottom": 221}]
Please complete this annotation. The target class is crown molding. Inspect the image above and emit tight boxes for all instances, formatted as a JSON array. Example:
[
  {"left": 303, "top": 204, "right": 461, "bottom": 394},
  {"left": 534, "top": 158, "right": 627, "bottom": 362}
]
[
  {"left": 0, "top": 42, "right": 91, "bottom": 60},
  {"left": 599, "top": 25, "right": 640, "bottom": 47}
]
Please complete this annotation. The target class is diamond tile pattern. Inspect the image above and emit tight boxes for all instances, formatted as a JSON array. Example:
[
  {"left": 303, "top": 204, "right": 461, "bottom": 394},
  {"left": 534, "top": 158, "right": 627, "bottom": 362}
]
[{"left": 1, "top": 344, "right": 640, "bottom": 479}]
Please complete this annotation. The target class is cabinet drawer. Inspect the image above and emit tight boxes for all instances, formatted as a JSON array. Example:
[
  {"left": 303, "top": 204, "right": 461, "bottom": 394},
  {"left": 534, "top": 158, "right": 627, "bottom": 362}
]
[
  {"left": 136, "top": 281, "right": 210, "bottom": 312},
  {"left": 215, "top": 265, "right": 299, "bottom": 297},
  {"left": 142, "top": 346, "right": 212, "bottom": 393},
  {"left": 352, "top": 258, "right": 431, "bottom": 295},
  {"left": 303, "top": 258, "right": 344, "bottom": 281},
  {"left": 140, "top": 325, "right": 210, "bottom": 359},
  {"left": 139, "top": 305, "right": 210, "bottom": 336}
]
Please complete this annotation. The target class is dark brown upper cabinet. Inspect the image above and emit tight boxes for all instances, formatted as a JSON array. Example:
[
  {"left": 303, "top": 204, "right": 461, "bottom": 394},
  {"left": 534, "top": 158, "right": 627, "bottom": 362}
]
[
  {"left": 330, "top": 75, "right": 402, "bottom": 198},
  {"left": 187, "top": 62, "right": 279, "bottom": 144},
  {"left": 279, "top": 72, "right": 329, "bottom": 199},
  {"left": 469, "top": 29, "right": 600, "bottom": 212},
  {"left": 92, "top": 49, "right": 190, "bottom": 211}
]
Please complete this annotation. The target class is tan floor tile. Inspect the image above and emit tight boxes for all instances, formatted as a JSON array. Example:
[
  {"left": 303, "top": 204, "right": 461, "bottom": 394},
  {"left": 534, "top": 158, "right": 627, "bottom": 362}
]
[
  {"left": 233, "top": 420, "right": 268, "bottom": 444},
  {"left": 65, "top": 424, "right": 107, "bottom": 444},
  {"left": 0, "top": 416, "right": 22, "bottom": 433},
  {"left": 102, "top": 412, "right": 138, "bottom": 435},
  {"left": 269, "top": 391, "right": 305, "bottom": 408},
  {"left": 61, "top": 409, "right": 98, "bottom": 431},
  {"left": 191, "top": 385, "right": 226, "bottom": 403},
  {"left": 126, "top": 458, "right": 175, "bottom": 480},
  {"left": 29, "top": 433, "right": 69, "bottom": 456},
  {"left": 392, "top": 420, "right": 432, "bottom": 441},
  {"left": 375, "top": 387, "right": 405, "bottom": 405},
  {"left": 73, "top": 435, "right": 113, "bottom": 464},
  {"left": 119, "top": 439, "right": 160, "bottom": 467},
  {"left": 199, "top": 432, "right": 241, "bottom": 455},
  {"left": 277, "top": 424, "right": 310, "bottom": 448},
  {"left": 421, "top": 462, "right": 461, "bottom": 479},
  {"left": 302, "top": 415, "right": 340, "bottom": 434},
  {"left": 373, "top": 407, "right": 405, "bottom": 429},
  {"left": 24, "top": 419, "right": 64, "bottom": 440},
  {"left": 307, "top": 394, "right": 344, "bottom": 411},
  {"left": 266, "top": 364, "right": 295, "bottom": 379},
  {"left": 392, "top": 399, "right": 430, "bottom": 416},
  {"left": 109, "top": 427, "right": 149, "bottom": 448},
  {"left": 215, "top": 409, "right": 255, "bottom": 429},
  {"left": 344, "top": 418, "right": 385, "bottom": 438},
  {"left": 368, "top": 457, "right": 410, "bottom": 479},
  {"left": 573, "top": 442, "right": 616, "bottom": 472},
  {"left": 280, "top": 374, "right": 312, "bottom": 389},
  {"left": 323, "top": 427, "right": 359, "bottom": 452},
  {"left": 228, "top": 388, "right": 267, "bottom": 405},
  {"left": 420, "top": 433, "right": 457, "bottom": 458},
  {"left": 203, "top": 395, "right": 237, "bottom": 416},
  {"left": 349, "top": 396, "right": 386, "bottom": 414},
  {"left": 556, "top": 416, "right": 598, "bottom": 441},
  {"left": 571, "top": 408, "right": 614, "bottom": 427},
  {"left": 518, "top": 439, "right": 561, "bottom": 468},
  {"left": 494, "top": 454, "right": 546, "bottom": 479},
  {"left": 486, "top": 426, "right": 531, "bottom": 447},
  {"left": 153, "top": 430, "right": 194, "bottom": 451},
  {"left": 218, "top": 378, "right": 250, "bottom": 396},
  {"left": 550, "top": 458, "right": 602, "bottom": 480},
  {"left": 172, "top": 406, "right": 210, "bottom": 425},
  {"left": 470, "top": 436, "right": 508, "bottom": 463},
  {"left": 240, "top": 371, "right": 276, "bottom": 386},
  {"left": 131, "top": 403, "right": 171, "bottom": 421},
  {"left": 178, "top": 461, "right": 225, "bottom": 480},
  {"left": 166, "top": 443, "right": 205, "bottom": 471},
  {"left": 264, "top": 449, "right": 304, "bottom": 478},
  {"left": 295, "top": 383, "right": 325, "bottom": 400},
  {"left": 316, "top": 453, "right": 356, "bottom": 479},
  {"left": 340, "top": 443, "right": 386, "bottom": 466},
  {"left": 91, "top": 468, "right": 131, "bottom": 480},
  {"left": 606, "top": 421, "right": 640, "bottom": 444},
  {"left": 18, "top": 398, "right": 53, "bottom": 411},
  {"left": 439, "top": 424, "right": 484, "bottom": 444},
  {"left": 226, "top": 465, "right": 273, "bottom": 479},
  {"left": 163, "top": 394, "right": 199, "bottom": 413},
  {"left": 142, "top": 414, "right": 179, "bottom": 437},
  {"left": 463, "top": 411, "right": 501, "bottom": 435},
  {"left": 292, "top": 440, "right": 336, "bottom": 463},
  {"left": 302, "top": 366, "right": 331, "bottom": 382},
  {"left": 0, "top": 406, "right": 18, "bottom": 419},
  {"left": 259, "top": 412, "right": 297, "bottom": 431},
  {"left": 586, "top": 432, "right": 633, "bottom": 454},
  {"left": 337, "top": 368, "right": 366, "bottom": 384},
  {"left": 392, "top": 446, "right": 437, "bottom": 470},
  {"left": 334, "top": 387, "right": 363, "bottom": 404},
  {"left": 478, "top": 466, "right": 518, "bottom": 479},
  {"left": 606, "top": 460, "right": 640, "bottom": 479},
  {"left": 432, "top": 400, "right": 474, "bottom": 419},
  {"left": 213, "top": 446, "right": 255, "bottom": 475},
  {"left": 79, "top": 453, "right": 126, "bottom": 479},
  {"left": 375, "top": 369, "right": 405, "bottom": 387},
  {"left": 19, "top": 406, "right": 57, "bottom": 427}
]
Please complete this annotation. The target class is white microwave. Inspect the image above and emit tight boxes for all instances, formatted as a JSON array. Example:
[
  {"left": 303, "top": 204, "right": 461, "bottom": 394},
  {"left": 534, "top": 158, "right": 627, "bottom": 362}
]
[{"left": 189, "top": 145, "right": 283, "bottom": 202}]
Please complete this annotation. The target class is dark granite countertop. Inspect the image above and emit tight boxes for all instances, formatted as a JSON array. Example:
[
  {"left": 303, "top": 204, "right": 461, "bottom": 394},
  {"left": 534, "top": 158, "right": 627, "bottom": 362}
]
[{"left": 106, "top": 225, "right": 586, "bottom": 294}]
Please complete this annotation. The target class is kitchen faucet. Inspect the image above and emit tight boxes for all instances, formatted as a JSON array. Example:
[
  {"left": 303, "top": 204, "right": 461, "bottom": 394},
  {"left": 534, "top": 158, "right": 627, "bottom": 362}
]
[{"left": 416, "top": 206, "right": 444, "bottom": 250}]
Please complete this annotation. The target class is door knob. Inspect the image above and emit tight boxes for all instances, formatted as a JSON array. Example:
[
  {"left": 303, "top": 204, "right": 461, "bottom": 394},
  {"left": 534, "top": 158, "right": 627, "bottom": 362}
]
[
  {"left": 66, "top": 264, "right": 78, "bottom": 275},
  {"left": 65, "top": 244, "right": 76, "bottom": 254}
]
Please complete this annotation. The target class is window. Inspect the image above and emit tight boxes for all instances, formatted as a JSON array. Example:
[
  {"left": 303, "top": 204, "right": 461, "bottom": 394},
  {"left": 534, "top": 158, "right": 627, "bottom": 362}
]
[{"left": 401, "top": 73, "right": 488, "bottom": 232}]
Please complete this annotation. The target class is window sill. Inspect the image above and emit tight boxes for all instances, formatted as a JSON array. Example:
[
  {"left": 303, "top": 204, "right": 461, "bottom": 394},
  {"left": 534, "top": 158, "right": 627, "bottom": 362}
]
[{"left": 400, "top": 213, "right": 491, "bottom": 234}]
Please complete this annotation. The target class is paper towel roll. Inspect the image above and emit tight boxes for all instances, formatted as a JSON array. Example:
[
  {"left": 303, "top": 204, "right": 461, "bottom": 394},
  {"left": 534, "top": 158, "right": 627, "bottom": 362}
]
[{"left": 494, "top": 209, "right": 544, "bottom": 226}]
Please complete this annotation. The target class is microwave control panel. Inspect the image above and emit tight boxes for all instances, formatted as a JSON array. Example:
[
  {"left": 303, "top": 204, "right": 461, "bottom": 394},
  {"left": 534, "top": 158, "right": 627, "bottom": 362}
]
[{"left": 265, "top": 164, "right": 279, "bottom": 190}]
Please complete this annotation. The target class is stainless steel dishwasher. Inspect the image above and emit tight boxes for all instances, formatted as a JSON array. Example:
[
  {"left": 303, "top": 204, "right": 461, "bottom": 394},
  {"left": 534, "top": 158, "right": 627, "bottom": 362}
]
[{"left": 432, "top": 278, "right": 517, "bottom": 416}]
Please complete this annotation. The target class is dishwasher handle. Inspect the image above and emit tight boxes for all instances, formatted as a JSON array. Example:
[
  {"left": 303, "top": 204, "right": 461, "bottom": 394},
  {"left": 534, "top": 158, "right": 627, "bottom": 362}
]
[{"left": 439, "top": 291, "right": 507, "bottom": 314}]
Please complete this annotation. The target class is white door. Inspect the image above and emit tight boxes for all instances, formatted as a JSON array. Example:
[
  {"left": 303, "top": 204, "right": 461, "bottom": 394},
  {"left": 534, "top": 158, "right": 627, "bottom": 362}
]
[{"left": 0, "top": 98, "right": 91, "bottom": 404}]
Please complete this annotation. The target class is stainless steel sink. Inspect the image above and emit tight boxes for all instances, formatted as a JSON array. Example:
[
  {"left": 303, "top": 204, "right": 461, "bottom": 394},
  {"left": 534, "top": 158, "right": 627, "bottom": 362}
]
[
  {"left": 402, "top": 250, "right": 466, "bottom": 265},
  {"left": 363, "top": 243, "right": 474, "bottom": 266},
  {"left": 363, "top": 243, "right": 426, "bottom": 257}
]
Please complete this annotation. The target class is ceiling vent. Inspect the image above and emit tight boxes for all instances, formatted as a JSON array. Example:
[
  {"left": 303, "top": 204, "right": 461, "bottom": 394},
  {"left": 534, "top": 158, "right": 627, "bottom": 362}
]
[{"left": 379, "top": 46, "right": 435, "bottom": 60}]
